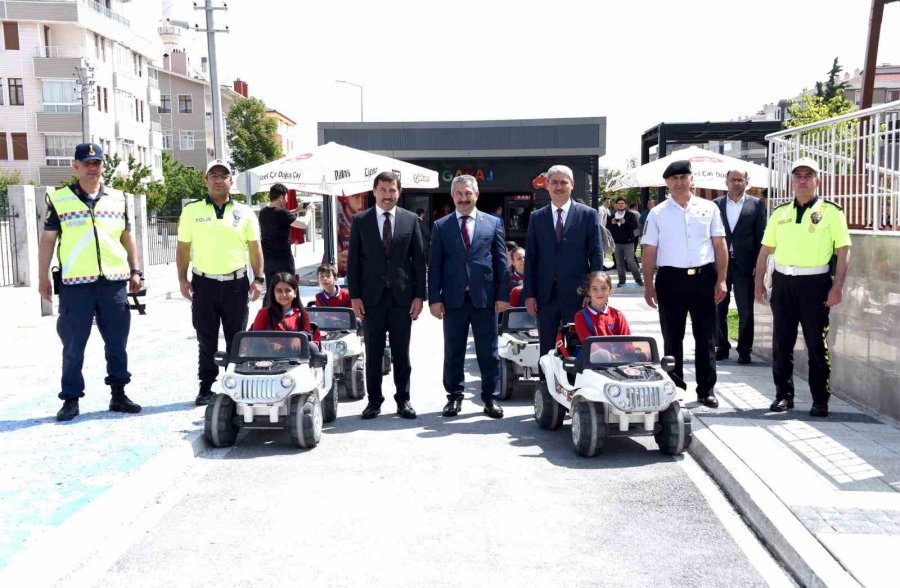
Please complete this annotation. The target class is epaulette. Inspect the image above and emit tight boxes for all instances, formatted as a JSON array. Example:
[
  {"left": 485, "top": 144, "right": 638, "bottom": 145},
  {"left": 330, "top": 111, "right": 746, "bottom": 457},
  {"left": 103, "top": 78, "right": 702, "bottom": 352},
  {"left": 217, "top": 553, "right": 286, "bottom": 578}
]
[
  {"left": 821, "top": 199, "right": 843, "bottom": 211},
  {"left": 183, "top": 199, "right": 203, "bottom": 207},
  {"left": 772, "top": 201, "right": 792, "bottom": 211}
]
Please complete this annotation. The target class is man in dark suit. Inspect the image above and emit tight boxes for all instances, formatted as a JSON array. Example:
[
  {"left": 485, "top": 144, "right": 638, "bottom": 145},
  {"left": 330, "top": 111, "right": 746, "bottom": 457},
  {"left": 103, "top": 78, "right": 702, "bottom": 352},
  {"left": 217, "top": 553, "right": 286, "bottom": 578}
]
[
  {"left": 347, "top": 171, "right": 426, "bottom": 419},
  {"left": 715, "top": 169, "right": 767, "bottom": 363},
  {"left": 525, "top": 165, "right": 604, "bottom": 355},
  {"left": 429, "top": 175, "right": 509, "bottom": 419}
]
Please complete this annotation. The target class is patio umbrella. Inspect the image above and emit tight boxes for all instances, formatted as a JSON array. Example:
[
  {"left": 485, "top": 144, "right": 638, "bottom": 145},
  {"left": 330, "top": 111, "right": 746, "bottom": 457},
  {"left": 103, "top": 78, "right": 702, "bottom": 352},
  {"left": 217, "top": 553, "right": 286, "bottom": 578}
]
[
  {"left": 606, "top": 146, "right": 769, "bottom": 192},
  {"left": 234, "top": 142, "right": 439, "bottom": 196}
]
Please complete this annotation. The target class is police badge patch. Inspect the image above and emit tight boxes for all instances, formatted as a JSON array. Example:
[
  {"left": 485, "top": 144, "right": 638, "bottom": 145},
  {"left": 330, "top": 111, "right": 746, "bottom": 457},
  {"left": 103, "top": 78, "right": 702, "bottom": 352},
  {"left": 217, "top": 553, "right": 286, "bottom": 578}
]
[
  {"left": 810, "top": 211, "right": 823, "bottom": 224},
  {"left": 232, "top": 207, "right": 242, "bottom": 227}
]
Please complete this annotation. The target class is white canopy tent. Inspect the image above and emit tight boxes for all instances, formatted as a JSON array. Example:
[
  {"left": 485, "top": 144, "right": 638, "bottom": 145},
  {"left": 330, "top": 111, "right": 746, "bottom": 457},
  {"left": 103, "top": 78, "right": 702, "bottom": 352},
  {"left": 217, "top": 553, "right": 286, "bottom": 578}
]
[{"left": 606, "top": 146, "right": 769, "bottom": 192}]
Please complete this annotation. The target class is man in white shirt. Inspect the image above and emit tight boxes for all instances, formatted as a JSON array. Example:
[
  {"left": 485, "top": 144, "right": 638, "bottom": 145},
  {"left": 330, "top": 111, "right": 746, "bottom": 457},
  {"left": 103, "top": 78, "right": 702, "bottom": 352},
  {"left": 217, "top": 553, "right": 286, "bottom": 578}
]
[{"left": 642, "top": 160, "right": 729, "bottom": 408}]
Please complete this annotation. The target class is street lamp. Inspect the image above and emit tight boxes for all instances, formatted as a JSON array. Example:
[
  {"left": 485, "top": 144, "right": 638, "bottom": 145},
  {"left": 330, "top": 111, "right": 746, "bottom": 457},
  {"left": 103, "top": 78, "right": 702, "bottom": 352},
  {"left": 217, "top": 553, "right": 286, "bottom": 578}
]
[{"left": 336, "top": 79, "right": 363, "bottom": 122}]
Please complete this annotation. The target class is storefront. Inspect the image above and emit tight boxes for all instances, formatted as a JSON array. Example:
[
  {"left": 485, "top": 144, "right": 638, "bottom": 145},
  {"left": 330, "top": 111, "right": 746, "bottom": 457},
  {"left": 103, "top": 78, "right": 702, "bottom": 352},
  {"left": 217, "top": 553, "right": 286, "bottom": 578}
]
[{"left": 318, "top": 118, "right": 606, "bottom": 243}]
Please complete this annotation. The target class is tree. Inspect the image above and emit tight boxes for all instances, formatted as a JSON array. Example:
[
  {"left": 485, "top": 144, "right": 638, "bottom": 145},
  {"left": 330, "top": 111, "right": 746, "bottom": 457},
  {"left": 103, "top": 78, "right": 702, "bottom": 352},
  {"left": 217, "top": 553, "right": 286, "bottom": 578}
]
[
  {"left": 815, "top": 57, "right": 850, "bottom": 102},
  {"left": 0, "top": 170, "right": 23, "bottom": 209},
  {"left": 786, "top": 93, "right": 856, "bottom": 129},
  {"left": 225, "top": 97, "right": 282, "bottom": 172},
  {"left": 157, "top": 151, "right": 206, "bottom": 214}
]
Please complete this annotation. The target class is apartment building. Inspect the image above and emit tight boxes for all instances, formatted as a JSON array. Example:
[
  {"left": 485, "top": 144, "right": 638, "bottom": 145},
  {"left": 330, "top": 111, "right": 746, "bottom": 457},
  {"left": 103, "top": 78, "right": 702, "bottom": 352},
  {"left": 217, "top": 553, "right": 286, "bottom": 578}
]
[
  {"left": 266, "top": 107, "right": 296, "bottom": 157},
  {"left": 0, "top": 0, "right": 163, "bottom": 185}
]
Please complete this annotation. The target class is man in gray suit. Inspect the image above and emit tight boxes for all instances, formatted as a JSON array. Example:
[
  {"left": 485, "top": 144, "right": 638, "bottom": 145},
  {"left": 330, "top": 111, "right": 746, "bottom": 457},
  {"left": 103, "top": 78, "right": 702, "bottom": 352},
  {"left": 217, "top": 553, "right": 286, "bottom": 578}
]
[{"left": 714, "top": 169, "right": 767, "bottom": 363}]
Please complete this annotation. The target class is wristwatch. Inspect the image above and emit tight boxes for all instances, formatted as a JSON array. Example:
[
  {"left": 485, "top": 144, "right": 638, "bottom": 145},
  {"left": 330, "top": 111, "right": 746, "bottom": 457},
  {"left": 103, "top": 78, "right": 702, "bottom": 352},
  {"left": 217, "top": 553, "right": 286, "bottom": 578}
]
[
  {"left": 253, "top": 276, "right": 265, "bottom": 285},
  {"left": 130, "top": 268, "right": 143, "bottom": 278}
]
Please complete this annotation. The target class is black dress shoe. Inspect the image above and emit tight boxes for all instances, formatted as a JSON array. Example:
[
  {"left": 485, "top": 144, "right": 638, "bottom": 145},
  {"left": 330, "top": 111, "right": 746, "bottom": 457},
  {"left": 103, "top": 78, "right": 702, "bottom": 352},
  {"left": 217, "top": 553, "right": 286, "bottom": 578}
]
[
  {"left": 56, "top": 399, "right": 80, "bottom": 422},
  {"left": 442, "top": 399, "right": 462, "bottom": 417},
  {"left": 396, "top": 401, "right": 417, "bottom": 419},
  {"left": 737, "top": 355, "right": 752, "bottom": 365},
  {"left": 770, "top": 398, "right": 794, "bottom": 412},
  {"left": 109, "top": 391, "right": 142, "bottom": 414},
  {"left": 361, "top": 401, "right": 382, "bottom": 419},
  {"left": 617, "top": 282, "right": 626, "bottom": 288},
  {"left": 698, "top": 394, "right": 719, "bottom": 408},
  {"left": 810, "top": 403, "right": 829, "bottom": 418},
  {"left": 483, "top": 398, "right": 504, "bottom": 419},
  {"left": 636, "top": 280, "right": 644, "bottom": 287},
  {"left": 195, "top": 390, "right": 215, "bottom": 406},
  {"left": 715, "top": 348, "right": 729, "bottom": 361}
]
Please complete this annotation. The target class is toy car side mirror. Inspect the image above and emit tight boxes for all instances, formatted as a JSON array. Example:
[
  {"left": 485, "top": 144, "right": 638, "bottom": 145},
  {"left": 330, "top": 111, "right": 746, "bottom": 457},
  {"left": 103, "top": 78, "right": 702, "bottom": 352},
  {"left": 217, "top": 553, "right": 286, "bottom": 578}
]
[
  {"left": 310, "top": 350, "right": 328, "bottom": 369},
  {"left": 563, "top": 357, "right": 579, "bottom": 375},
  {"left": 213, "top": 351, "right": 229, "bottom": 367},
  {"left": 309, "top": 322, "right": 319, "bottom": 333},
  {"left": 661, "top": 356, "right": 676, "bottom": 373}
]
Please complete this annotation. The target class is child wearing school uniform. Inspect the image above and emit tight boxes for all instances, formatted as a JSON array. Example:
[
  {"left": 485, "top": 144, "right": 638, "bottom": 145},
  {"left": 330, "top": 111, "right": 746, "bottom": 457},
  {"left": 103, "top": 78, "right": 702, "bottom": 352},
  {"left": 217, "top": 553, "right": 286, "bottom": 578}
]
[
  {"left": 313, "top": 263, "right": 351, "bottom": 308},
  {"left": 250, "top": 272, "right": 321, "bottom": 345},
  {"left": 574, "top": 271, "right": 631, "bottom": 343}
]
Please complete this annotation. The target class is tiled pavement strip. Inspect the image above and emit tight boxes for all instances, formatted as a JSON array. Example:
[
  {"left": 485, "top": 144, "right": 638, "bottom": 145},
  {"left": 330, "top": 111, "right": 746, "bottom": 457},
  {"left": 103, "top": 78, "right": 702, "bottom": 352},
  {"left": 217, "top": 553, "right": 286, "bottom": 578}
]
[{"left": 2, "top": 259, "right": 899, "bottom": 586}]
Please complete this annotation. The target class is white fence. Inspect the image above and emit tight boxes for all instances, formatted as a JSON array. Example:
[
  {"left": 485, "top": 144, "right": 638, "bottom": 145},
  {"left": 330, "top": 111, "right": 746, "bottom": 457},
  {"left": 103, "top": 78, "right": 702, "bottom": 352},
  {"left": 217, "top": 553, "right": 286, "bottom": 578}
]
[{"left": 766, "top": 100, "right": 900, "bottom": 231}]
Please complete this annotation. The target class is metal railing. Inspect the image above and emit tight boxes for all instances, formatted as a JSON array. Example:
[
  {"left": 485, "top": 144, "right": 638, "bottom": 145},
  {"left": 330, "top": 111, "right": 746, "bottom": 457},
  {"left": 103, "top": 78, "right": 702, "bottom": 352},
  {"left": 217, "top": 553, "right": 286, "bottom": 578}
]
[
  {"left": 147, "top": 215, "right": 179, "bottom": 266},
  {"left": 0, "top": 205, "right": 19, "bottom": 287},
  {"left": 34, "top": 46, "right": 84, "bottom": 58},
  {"left": 79, "top": 0, "right": 130, "bottom": 27},
  {"left": 767, "top": 100, "right": 900, "bottom": 231}
]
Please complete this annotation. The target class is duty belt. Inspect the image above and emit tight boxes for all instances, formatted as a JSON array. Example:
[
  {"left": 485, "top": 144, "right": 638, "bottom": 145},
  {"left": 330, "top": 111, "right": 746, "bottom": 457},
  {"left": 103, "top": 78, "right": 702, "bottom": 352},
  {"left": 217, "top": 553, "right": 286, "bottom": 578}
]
[
  {"left": 774, "top": 263, "right": 829, "bottom": 276},
  {"left": 192, "top": 267, "right": 247, "bottom": 281}
]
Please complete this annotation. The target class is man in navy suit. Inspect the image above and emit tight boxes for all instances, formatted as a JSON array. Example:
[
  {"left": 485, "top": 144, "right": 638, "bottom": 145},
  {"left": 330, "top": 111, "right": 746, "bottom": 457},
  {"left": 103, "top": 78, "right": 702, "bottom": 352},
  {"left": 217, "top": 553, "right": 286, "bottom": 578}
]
[
  {"left": 348, "top": 172, "right": 426, "bottom": 420},
  {"left": 429, "top": 175, "right": 509, "bottom": 418},
  {"left": 525, "top": 165, "right": 604, "bottom": 355},
  {"left": 714, "top": 169, "right": 767, "bottom": 363}
]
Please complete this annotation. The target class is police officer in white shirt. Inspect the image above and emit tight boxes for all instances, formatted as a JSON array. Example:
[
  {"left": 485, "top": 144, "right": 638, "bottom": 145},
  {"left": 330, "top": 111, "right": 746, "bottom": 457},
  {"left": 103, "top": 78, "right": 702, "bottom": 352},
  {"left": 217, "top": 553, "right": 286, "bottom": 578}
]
[{"left": 641, "top": 160, "right": 729, "bottom": 408}]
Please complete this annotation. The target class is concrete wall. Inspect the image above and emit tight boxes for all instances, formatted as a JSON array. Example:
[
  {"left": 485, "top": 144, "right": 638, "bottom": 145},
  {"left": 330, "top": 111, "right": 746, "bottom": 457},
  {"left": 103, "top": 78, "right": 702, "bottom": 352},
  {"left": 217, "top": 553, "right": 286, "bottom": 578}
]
[{"left": 754, "top": 232, "right": 900, "bottom": 421}]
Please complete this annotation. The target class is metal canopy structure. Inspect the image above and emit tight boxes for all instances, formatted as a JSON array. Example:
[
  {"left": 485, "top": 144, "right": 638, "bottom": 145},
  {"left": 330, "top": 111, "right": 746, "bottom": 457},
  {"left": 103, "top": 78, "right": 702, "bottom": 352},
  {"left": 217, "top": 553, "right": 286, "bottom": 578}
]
[{"left": 640, "top": 120, "right": 784, "bottom": 202}]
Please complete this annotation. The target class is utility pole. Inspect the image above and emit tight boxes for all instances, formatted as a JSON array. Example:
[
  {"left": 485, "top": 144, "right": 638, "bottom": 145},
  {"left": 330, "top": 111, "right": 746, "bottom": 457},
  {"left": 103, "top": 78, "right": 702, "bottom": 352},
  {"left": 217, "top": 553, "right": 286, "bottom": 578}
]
[
  {"left": 193, "top": 0, "right": 229, "bottom": 160},
  {"left": 74, "top": 63, "right": 95, "bottom": 143}
]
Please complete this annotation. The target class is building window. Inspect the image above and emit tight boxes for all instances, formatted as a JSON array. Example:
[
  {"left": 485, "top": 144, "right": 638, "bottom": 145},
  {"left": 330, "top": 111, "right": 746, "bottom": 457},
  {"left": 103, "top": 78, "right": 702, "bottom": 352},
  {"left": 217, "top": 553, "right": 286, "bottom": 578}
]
[
  {"left": 42, "top": 80, "right": 79, "bottom": 113},
  {"left": 159, "top": 94, "right": 171, "bottom": 114},
  {"left": 888, "top": 90, "right": 900, "bottom": 103},
  {"left": 44, "top": 135, "right": 80, "bottom": 166},
  {"left": 11, "top": 133, "right": 27, "bottom": 160},
  {"left": 178, "top": 94, "right": 192, "bottom": 114},
  {"left": 0, "top": 78, "right": 4, "bottom": 105},
  {"left": 3, "top": 22, "right": 19, "bottom": 51},
  {"left": 119, "top": 139, "right": 134, "bottom": 161},
  {"left": 102, "top": 87, "right": 108, "bottom": 112},
  {"left": 153, "top": 152, "right": 162, "bottom": 169},
  {"left": 179, "top": 130, "right": 194, "bottom": 150},
  {"left": 0, "top": 133, "right": 7, "bottom": 160},
  {"left": 8, "top": 78, "right": 24, "bottom": 106},
  {"left": 162, "top": 131, "right": 173, "bottom": 150}
]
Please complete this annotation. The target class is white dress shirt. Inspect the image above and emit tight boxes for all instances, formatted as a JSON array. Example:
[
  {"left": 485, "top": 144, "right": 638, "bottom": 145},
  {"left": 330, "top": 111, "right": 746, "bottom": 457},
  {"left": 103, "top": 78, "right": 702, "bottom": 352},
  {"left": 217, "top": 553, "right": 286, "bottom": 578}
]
[
  {"left": 552, "top": 198, "right": 573, "bottom": 227},
  {"left": 641, "top": 194, "right": 725, "bottom": 268},
  {"left": 725, "top": 194, "right": 745, "bottom": 232},
  {"left": 375, "top": 205, "right": 397, "bottom": 242}
]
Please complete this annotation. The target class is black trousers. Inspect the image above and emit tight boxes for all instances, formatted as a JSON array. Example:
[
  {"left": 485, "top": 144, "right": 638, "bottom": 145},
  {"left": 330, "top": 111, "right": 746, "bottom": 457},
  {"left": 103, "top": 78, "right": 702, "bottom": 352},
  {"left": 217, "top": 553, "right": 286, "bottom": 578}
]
[
  {"left": 363, "top": 288, "right": 412, "bottom": 405},
  {"left": 770, "top": 271, "right": 832, "bottom": 405},
  {"left": 716, "top": 264, "right": 755, "bottom": 356},
  {"left": 192, "top": 275, "right": 249, "bottom": 391},
  {"left": 655, "top": 264, "right": 717, "bottom": 398},
  {"left": 537, "top": 287, "right": 583, "bottom": 357},
  {"left": 443, "top": 296, "right": 499, "bottom": 402}
]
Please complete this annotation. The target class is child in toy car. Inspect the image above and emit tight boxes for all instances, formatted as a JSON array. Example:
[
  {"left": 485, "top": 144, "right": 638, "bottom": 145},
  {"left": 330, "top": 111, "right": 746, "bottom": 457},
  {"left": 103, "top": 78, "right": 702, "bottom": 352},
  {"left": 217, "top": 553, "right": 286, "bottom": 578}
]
[{"left": 250, "top": 272, "right": 321, "bottom": 347}]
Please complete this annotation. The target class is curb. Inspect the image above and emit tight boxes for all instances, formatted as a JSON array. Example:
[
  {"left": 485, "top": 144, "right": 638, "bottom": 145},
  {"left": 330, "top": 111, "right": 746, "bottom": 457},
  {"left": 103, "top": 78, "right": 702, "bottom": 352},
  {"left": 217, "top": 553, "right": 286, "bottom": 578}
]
[{"left": 688, "top": 417, "right": 861, "bottom": 588}]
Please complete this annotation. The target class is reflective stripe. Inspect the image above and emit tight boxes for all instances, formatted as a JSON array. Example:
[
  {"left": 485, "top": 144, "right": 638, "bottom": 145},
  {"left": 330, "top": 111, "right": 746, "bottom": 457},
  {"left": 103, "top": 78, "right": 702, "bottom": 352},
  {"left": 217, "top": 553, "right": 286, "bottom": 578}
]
[{"left": 774, "top": 263, "right": 829, "bottom": 276}]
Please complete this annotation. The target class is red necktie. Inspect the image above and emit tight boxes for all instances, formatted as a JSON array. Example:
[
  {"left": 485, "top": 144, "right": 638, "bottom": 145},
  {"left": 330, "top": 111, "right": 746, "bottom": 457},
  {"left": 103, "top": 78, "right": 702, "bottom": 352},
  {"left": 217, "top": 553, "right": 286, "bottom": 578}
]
[
  {"left": 460, "top": 215, "right": 471, "bottom": 252},
  {"left": 382, "top": 211, "right": 392, "bottom": 254},
  {"left": 555, "top": 208, "right": 564, "bottom": 243}
]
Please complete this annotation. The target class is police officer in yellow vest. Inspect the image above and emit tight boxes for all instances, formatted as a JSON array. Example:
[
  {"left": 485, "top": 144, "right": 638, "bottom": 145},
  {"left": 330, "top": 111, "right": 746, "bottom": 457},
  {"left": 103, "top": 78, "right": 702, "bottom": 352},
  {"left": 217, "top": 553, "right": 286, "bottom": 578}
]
[
  {"left": 38, "top": 143, "right": 143, "bottom": 422},
  {"left": 176, "top": 160, "right": 264, "bottom": 405},
  {"left": 754, "top": 157, "right": 852, "bottom": 418}
]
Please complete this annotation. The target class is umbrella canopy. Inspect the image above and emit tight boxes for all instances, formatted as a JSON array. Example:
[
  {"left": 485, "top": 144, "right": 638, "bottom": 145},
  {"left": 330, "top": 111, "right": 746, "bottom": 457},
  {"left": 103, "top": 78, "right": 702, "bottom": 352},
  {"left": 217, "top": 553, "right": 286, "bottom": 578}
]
[
  {"left": 234, "top": 142, "right": 439, "bottom": 196},
  {"left": 606, "top": 146, "right": 769, "bottom": 192}
]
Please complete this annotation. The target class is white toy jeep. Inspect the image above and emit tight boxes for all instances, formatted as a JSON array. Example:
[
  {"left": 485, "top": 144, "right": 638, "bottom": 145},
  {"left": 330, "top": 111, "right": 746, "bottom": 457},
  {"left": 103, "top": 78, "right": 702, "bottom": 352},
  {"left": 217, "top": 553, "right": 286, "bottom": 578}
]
[
  {"left": 306, "top": 306, "right": 366, "bottom": 400},
  {"left": 536, "top": 327, "right": 692, "bottom": 457},
  {"left": 204, "top": 331, "right": 335, "bottom": 449},
  {"left": 497, "top": 308, "right": 541, "bottom": 399}
]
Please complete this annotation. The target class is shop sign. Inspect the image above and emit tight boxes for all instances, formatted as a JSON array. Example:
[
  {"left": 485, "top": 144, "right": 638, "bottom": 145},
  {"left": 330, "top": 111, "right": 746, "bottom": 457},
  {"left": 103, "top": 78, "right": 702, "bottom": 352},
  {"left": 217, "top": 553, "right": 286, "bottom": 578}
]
[{"left": 441, "top": 168, "right": 494, "bottom": 182}]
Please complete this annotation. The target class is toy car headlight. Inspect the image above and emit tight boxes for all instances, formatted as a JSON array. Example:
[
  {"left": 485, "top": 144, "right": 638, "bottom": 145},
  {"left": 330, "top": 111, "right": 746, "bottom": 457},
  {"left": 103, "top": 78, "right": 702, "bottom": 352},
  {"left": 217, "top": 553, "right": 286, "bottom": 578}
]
[
  {"left": 606, "top": 384, "right": 622, "bottom": 399},
  {"left": 223, "top": 376, "right": 237, "bottom": 390},
  {"left": 334, "top": 341, "right": 347, "bottom": 357},
  {"left": 280, "top": 375, "right": 295, "bottom": 389},
  {"left": 664, "top": 382, "right": 676, "bottom": 397}
]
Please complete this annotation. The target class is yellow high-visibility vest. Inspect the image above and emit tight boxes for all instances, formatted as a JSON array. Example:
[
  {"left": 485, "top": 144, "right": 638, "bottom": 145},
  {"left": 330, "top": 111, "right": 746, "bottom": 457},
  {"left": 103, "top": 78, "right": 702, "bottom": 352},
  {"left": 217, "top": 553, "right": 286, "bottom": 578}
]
[{"left": 48, "top": 185, "right": 130, "bottom": 285}]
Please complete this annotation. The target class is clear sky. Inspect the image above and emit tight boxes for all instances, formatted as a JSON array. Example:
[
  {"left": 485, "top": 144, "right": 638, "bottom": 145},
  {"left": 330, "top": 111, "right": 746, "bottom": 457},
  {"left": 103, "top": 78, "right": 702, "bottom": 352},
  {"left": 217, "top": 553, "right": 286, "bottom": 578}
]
[{"left": 173, "top": 0, "right": 900, "bottom": 171}]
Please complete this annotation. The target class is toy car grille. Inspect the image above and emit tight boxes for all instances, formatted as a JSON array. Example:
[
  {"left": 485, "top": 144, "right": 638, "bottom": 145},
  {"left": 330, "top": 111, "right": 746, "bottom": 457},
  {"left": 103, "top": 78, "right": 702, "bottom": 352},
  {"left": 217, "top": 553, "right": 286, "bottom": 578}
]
[
  {"left": 238, "top": 378, "right": 284, "bottom": 401},
  {"left": 626, "top": 386, "right": 661, "bottom": 410}
]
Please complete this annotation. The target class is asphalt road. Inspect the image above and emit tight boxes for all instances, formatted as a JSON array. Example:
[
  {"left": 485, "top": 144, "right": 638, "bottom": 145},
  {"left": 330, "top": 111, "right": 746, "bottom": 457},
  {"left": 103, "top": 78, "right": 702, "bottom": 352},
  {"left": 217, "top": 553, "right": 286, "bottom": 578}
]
[{"left": 55, "top": 291, "right": 791, "bottom": 587}]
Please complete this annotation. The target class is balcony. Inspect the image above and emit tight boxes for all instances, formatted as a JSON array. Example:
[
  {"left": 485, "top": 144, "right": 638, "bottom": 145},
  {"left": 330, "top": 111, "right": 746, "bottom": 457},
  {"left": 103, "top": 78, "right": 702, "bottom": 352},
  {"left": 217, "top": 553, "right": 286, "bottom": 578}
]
[
  {"left": 79, "top": 0, "right": 129, "bottom": 27},
  {"left": 36, "top": 111, "right": 81, "bottom": 133},
  {"left": 40, "top": 165, "right": 78, "bottom": 186},
  {"left": 3, "top": 1, "right": 78, "bottom": 23},
  {"left": 33, "top": 45, "right": 83, "bottom": 78}
]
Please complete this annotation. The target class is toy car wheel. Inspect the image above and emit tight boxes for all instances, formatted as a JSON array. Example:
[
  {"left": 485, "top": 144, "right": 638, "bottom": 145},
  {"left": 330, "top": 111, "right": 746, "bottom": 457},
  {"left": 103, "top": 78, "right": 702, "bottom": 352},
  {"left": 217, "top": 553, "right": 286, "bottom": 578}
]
[
  {"left": 322, "top": 379, "right": 338, "bottom": 423},
  {"left": 347, "top": 357, "right": 366, "bottom": 400},
  {"left": 498, "top": 358, "right": 515, "bottom": 400},
  {"left": 571, "top": 401, "right": 605, "bottom": 457},
  {"left": 382, "top": 347, "right": 392, "bottom": 375},
  {"left": 204, "top": 394, "right": 239, "bottom": 448},
  {"left": 655, "top": 401, "right": 693, "bottom": 455},
  {"left": 534, "top": 379, "right": 565, "bottom": 430},
  {"left": 289, "top": 393, "right": 322, "bottom": 449}
]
